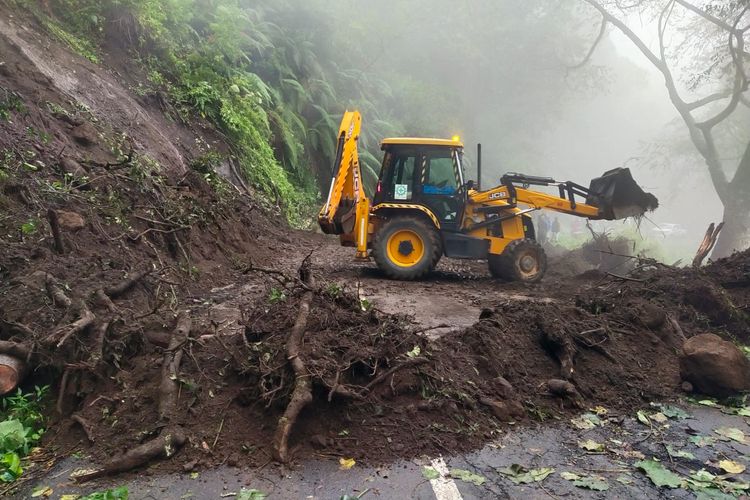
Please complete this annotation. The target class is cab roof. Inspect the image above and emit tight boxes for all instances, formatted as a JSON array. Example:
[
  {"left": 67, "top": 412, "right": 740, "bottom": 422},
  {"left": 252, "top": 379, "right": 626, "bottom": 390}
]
[{"left": 381, "top": 137, "right": 464, "bottom": 148}]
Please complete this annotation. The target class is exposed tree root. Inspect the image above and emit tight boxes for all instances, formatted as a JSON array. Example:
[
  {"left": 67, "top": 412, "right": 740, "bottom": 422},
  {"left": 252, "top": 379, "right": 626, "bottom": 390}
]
[
  {"left": 158, "top": 312, "right": 191, "bottom": 421},
  {"left": 47, "top": 302, "right": 96, "bottom": 348},
  {"left": 541, "top": 329, "right": 577, "bottom": 380},
  {"left": 72, "top": 427, "right": 186, "bottom": 483},
  {"left": 45, "top": 273, "right": 72, "bottom": 309},
  {"left": 104, "top": 268, "right": 153, "bottom": 299},
  {"left": 71, "top": 414, "right": 95, "bottom": 443},
  {"left": 46, "top": 208, "right": 65, "bottom": 254},
  {"left": 272, "top": 258, "right": 314, "bottom": 463},
  {"left": 0, "top": 341, "right": 32, "bottom": 360}
]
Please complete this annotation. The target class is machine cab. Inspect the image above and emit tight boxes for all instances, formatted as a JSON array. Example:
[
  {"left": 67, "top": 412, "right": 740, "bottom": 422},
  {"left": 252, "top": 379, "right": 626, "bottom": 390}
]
[{"left": 373, "top": 138, "right": 465, "bottom": 231}]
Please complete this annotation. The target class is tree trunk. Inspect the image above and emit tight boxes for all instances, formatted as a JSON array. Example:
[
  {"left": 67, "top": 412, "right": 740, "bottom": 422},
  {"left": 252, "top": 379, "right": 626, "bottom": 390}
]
[{"left": 712, "top": 140, "right": 750, "bottom": 259}]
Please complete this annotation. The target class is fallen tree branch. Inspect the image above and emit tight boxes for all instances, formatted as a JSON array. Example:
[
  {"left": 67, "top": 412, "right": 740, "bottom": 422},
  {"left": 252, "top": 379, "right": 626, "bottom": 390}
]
[
  {"left": 693, "top": 222, "right": 724, "bottom": 268},
  {"left": 605, "top": 272, "right": 645, "bottom": 282},
  {"left": 272, "top": 257, "right": 315, "bottom": 463},
  {"left": 0, "top": 353, "right": 27, "bottom": 395}
]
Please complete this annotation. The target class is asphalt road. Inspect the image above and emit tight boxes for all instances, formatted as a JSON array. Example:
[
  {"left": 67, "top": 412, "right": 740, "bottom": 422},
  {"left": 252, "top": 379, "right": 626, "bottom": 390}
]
[{"left": 15, "top": 402, "right": 750, "bottom": 499}]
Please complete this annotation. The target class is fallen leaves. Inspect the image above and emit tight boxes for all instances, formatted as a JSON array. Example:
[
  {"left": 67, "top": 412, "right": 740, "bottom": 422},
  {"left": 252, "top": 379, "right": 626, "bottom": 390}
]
[
  {"left": 450, "top": 468, "right": 486, "bottom": 486},
  {"left": 499, "top": 464, "right": 554, "bottom": 484},
  {"left": 666, "top": 446, "right": 695, "bottom": 460},
  {"left": 714, "top": 427, "right": 747, "bottom": 444},
  {"left": 718, "top": 460, "right": 746, "bottom": 474},
  {"left": 339, "top": 457, "right": 356, "bottom": 470},
  {"left": 570, "top": 413, "right": 602, "bottom": 430},
  {"left": 578, "top": 439, "right": 605, "bottom": 452},
  {"left": 635, "top": 459, "right": 683, "bottom": 488},
  {"left": 560, "top": 471, "right": 609, "bottom": 491},
  {"left": 690, "top": 435, "right": 717, "bottom": 447},
  {"left": 236, "top": 489, "right": 267, "bottom": 500},
  {"left": 421, "top": 466, "right": 440, "bottom": 480}
]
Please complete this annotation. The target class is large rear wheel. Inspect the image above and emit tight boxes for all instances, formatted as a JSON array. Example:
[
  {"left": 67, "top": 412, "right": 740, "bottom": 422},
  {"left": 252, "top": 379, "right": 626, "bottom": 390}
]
[
  {"left": 488, "top": 238, "right": 547, "bottom": 283},
  {"left": 372, "top": 216, "right": 441, "bottom": 280}
]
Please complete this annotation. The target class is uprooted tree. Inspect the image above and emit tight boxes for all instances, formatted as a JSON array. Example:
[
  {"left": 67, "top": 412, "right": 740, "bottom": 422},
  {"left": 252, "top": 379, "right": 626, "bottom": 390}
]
[{"left": 579, "top": 0, "right": 750, "bottom": 257}]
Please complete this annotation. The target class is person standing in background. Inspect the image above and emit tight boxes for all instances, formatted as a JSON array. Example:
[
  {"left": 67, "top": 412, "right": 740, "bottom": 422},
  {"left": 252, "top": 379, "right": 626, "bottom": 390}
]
[
  {"left": 551, "top": 217, "right": 561, "bottom": 243},
  {"left": 538, "top": 213, "right": 549, "bottom": 245}
]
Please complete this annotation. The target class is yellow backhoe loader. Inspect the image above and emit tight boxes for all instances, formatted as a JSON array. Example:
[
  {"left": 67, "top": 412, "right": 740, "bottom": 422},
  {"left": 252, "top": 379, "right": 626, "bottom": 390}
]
[{"left": 318, "top": 111, "right": 658, "bottom": 282}]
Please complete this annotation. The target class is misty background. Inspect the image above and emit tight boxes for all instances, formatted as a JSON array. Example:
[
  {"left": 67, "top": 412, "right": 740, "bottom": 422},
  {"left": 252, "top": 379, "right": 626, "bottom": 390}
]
[{"left": 308, "top": 0, "right": 747, "bottom": 260}]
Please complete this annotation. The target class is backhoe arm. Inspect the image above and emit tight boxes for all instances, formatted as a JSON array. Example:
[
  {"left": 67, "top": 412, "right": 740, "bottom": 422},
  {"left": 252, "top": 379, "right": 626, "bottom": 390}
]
[
  {"left": 317, "top": 110, "right": 370, "bottom": 259},
  {"left": 469, "top": 169, "right": 657, "bottom": 221}
]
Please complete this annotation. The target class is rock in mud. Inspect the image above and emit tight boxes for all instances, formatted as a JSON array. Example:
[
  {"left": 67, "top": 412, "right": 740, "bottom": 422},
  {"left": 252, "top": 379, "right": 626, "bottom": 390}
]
[
  {"left": 59, "top": 157, "right": 87, "bottom": 178},
  {"left": 680, "top": 333, "right": 750, "bottom": 397},
  {"left": 479, "top": 397, "right": 525, "bottom": 422},
  {"left": 71, "top": 122, "right": 99, "bottom": 146},
  {"left": 56, "top": 210, "right": 86, "bottom": 231}
]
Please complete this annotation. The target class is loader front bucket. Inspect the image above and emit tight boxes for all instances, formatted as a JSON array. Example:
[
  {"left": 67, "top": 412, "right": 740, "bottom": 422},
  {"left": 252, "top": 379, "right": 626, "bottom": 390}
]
[{"left": 586, "top": 168, "right": 658, "bottom": 220}]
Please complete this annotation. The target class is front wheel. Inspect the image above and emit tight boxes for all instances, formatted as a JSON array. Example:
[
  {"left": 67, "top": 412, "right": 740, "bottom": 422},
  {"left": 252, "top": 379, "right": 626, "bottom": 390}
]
[
  {"left": 372, "top": 216, "right": 442, "bottom": 280},
  {"left": 488, "top": 238, "right": 547, "bottom": 283}
]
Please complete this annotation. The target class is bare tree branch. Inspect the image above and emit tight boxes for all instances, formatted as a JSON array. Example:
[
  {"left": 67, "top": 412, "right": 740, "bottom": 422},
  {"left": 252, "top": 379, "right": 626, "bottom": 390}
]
[
  {"left": 696, "top": 7, "right": 749, "bottom": 130},
  {"left": 686, "top": 90, "right": 733, "bottom": 110},
  {"left": 675, "top": 0, "right": 740, "bottom": 34},
  {"left": 569, "top": 16, "right": 608, "bottom": 69},
  {"left": 581, "top": 0, "right": 732, "bottom": 202}
]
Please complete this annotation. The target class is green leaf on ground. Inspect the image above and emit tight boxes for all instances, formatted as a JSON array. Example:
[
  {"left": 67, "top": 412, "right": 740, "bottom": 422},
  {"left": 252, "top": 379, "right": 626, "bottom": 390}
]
[
  {"left": 689, "top": 435, "right": 716, "bottom": 447},
  {"left": 714, "top": 427, "right": 747, "bottom": 444},
  {"left": 499, "top": 464, "right": 554, "bottom": 484},
  {"left": 570, "top": 413, "right": 601, "bottom": 430},
  {"left": 422, "top": 466, "right": 440, "bottom": 480},
  {"left": 636, "top": 410, "right": 650, "bottom": 426},
  {"left": 80, "top": 486, "right": 129, "bottom": 500},
  {"left": 236, "top": 489, "right": 266, "bottom": 500},
  {"left": 578, "top": 439, "right": 604, "bottom": 452},
  {"left": 685, "top": 468, "right": 750, "bottom": 497},
  {"left": 31, "top": 486, "right": 53, "bottom": 497},
  {"left": 656, "top": 404, "right": 690, "bottom": 420},
  {"left": 735, "top": 407, "right": 750, "bottom": 417},
  {"left": 697, "top": 399, "right": 719, "bottom": 407},
  {"left": 450, "top": 468, "right": 486, "bottom": 486},
  {"left": 560, "top": 471, "right": 609, "bottom": 491},
  {"left": 666, "top": 446, "right": 695, "bottom": 460},
  {"left": 635, "top": 459, "right": 683, "bottom": 488}
]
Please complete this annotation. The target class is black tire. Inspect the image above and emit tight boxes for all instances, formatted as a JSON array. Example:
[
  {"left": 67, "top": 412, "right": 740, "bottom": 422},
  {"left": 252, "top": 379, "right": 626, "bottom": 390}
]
[
  {"left": 372, "top": 216, "right": 442, "bottom": 280},
  {"left": 488, "top": 238, "right": 547, "bottom": 283}
]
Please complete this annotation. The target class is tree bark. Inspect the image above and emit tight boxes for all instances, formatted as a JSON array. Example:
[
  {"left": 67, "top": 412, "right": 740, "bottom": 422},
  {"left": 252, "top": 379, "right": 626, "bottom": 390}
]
[{"left": 712, "top": 139, "right": 750, "bottom": 258}]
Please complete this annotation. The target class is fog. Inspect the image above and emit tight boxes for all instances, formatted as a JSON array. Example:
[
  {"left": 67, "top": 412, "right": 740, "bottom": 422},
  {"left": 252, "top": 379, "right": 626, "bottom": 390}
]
[{"left": 300, "top": 0, "right": 747, "bottom": 260}]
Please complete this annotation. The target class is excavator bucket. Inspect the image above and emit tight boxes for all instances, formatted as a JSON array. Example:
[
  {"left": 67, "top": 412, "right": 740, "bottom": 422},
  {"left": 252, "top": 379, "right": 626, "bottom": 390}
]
[{"left": 586, "top": 168, "right": 658, "bottom": 220}]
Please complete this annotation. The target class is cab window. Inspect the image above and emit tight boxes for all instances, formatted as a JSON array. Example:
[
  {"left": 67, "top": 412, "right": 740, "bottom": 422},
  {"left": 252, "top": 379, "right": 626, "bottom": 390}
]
[
  {"left": 385, "top": 152, "right": 416, "bottom": 201},
  {"left": 423, "top": 150, "right": 458, "bottom": 195}
]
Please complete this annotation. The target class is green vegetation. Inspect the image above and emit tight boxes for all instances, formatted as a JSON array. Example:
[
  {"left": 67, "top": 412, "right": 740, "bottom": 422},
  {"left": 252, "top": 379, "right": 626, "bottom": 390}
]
[
  {"left": 0, "top": 386, "right": 49, "bottom": 482},
  {"left": 15, "top": 0, "right": 416, "bottom": 226},
  {"left": 81, "top": 486, "right": 129, "bottom": 500},
  {"left": 0, "top": 88, "right": 25, "bottom": 122}
]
